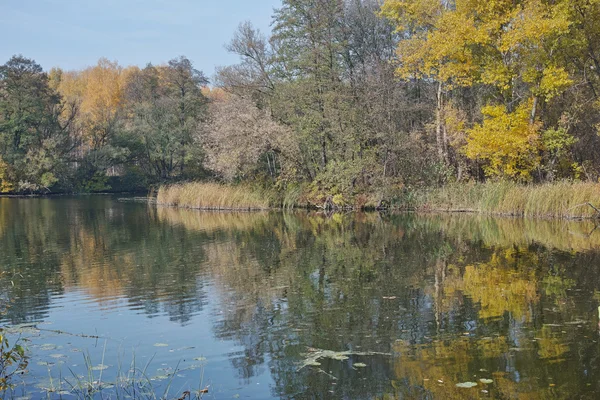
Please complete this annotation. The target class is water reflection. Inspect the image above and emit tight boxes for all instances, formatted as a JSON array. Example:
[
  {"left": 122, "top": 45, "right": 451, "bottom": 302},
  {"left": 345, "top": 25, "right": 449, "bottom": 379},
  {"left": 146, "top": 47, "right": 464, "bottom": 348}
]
[{"left": 1, "top": 197, "right": 600, "bottom": 398}]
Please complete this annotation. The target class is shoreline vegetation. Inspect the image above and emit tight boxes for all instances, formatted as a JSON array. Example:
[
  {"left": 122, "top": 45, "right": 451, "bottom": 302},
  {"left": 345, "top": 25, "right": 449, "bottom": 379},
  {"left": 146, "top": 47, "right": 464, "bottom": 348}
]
[
  {"left": 156, "top": 181, "right": 600, "bottom": 219},
  {"left": 4, "top": 1, "right": 600, "bottom": 215}
]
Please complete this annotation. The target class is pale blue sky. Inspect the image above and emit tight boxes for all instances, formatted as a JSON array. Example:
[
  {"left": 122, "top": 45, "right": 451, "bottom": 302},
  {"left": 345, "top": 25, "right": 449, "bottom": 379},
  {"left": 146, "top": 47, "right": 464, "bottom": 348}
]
[{"left": 0, "top": 0, "right": 281, "bottom": 79}]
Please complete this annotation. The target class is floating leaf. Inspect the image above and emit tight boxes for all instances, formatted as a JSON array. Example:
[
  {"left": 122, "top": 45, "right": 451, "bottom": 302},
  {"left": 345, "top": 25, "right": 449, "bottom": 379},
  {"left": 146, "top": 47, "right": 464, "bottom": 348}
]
[
  {"left": 354, "top": 363, "right": 367, "bottom": 368},
  {"left": 330, "top": 354, "right": 349, "bottom": 361},
  {"left": 480, "top": 378, "right": 493, "bottom": 384},
  {"left": 193, "top": 356, "right": 207, "bottom": 362},
  {"left": 456, "top": 382, "right": 478, "bottom": 388},
  {"left": 49, "top": 354, "right": 66, "bottom": 359},
  {"left": 305, "top": 360, "right": 321, "bottom": 366},
  {"left": 298, "top": 348, "right": 389, "bottom": 370},
  {"left": 153, "top": 343, "right": 169, "bottom": 347},
  {"left": 91, "top": 364, "right": 109, "bottom": 371},
  {"left": 37, "top": 361, "right": 53, "bottom": 366}
]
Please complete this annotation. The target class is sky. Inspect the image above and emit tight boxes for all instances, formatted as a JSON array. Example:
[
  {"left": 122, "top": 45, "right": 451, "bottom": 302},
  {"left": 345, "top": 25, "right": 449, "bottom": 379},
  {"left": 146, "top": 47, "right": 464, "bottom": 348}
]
[{"left": 0, "top": 0, "right": 282, "bottom": 80}]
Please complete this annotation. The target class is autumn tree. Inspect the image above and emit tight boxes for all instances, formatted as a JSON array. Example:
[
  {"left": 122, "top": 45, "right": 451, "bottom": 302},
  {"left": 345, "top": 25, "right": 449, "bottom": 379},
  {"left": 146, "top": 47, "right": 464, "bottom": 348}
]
[
  {"left": 381, "top": 0, "right": 575, "bottom": 180},
  {"left": 51, "top": 59, "right": 139, "bottom": 190}
]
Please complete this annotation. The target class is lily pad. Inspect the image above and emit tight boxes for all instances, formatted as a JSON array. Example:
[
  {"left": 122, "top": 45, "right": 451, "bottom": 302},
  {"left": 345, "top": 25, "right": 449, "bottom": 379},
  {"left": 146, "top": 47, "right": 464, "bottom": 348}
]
[
  {"left": 91, "top": 364, "right": 109, "bottom": 371},
  {"left": 153, "top": 343, "right": 169, "bottom": 347},
  {"left": 480, "top": 378, "right": 493, "bottom": 384},
  {"left": 456, "top": 382, "right": 478, "bottom": 388},
  {"left": 354, "top": 363, "right": 367, "bottom": 368}
]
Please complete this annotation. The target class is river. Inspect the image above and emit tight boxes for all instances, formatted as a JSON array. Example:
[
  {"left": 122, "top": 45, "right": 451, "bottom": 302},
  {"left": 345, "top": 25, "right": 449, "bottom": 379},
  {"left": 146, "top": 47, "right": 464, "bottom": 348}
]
[{"left": 1, "top": 195, "right": 599, "bottom": 399}]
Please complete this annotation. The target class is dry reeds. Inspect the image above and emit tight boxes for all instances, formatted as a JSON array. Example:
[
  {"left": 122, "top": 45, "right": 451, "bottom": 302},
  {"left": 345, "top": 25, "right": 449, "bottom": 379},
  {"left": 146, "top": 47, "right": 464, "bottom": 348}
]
[
  {"left": 156, "top": 182, "right": 272, "bottom": 210},
  {"left": 415, "top": 181, "right": 600, "bottom": 219}
]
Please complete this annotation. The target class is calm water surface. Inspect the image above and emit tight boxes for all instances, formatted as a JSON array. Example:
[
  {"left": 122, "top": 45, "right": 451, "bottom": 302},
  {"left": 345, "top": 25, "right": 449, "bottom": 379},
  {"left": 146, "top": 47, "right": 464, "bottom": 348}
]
[{"left": 2, "top": 196, "right": 600, "bottom": 399}]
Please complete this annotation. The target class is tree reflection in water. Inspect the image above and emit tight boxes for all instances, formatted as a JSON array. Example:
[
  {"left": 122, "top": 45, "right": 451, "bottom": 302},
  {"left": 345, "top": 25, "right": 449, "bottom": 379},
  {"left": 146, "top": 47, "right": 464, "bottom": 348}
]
[{"left": 1, "top": 196, "right": 600, "bottom": 398}]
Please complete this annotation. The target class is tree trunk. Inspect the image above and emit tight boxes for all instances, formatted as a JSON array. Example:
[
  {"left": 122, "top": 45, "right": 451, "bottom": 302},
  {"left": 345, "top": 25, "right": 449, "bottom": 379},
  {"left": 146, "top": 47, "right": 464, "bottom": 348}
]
[
  {"left": 530, "top": 96, "right": 538, "bottom": 125},
  {"left": 435, "top": 81, "right": 447, "bottom": 164}
]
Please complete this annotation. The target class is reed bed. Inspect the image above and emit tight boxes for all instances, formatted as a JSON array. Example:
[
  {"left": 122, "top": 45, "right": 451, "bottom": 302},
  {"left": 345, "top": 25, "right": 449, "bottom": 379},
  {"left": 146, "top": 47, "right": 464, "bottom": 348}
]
[
  {"left": 414, "top": 181, "right": 600, "bottom": 219},
  {"left": 156, "top": 182, "right": 273, "bottom": 210}
]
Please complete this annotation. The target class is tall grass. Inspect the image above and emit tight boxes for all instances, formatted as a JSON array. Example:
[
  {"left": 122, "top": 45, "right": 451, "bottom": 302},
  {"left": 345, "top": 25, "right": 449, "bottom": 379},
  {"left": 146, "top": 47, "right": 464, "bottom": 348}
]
[
  {"left": 157, "top": 180, "right": 600, "bottom": 218},
  {"left": 414, "top": 181, "right": 600, "bottom": 219},
  {"left": 41, "top": 348, "right": 208, "bottom": 400},
  {"left": 156, "top": 183, "right": 273, "bottom": 210}
]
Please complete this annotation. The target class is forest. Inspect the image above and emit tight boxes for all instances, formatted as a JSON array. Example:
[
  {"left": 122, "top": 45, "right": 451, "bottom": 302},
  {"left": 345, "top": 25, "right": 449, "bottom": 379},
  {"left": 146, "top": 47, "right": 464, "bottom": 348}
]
[{"left": 1, "top": 0, "right": 600, "bottom": 207}]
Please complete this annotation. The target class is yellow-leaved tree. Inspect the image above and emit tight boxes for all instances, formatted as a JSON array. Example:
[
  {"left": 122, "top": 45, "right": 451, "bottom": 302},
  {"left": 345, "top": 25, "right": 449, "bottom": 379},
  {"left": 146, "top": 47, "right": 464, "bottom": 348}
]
[
  {"left": 465, "top": 102, "right": 541, "bottom": 180},
  {"left": 381, "top": 0, "right": 574, "bottom": 179},
  {"left": 55, "top": 59, "right": 137, "bottom": 150}
]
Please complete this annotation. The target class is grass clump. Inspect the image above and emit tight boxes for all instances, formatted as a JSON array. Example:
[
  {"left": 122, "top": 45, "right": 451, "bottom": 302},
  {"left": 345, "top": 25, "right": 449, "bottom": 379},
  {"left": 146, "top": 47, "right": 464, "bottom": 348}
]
[
  {"left": 156, "top": 182, "right": 273, "bottom": 211},
  {"left": 414, "top": 181, "right": 600, "bottom": 219}
]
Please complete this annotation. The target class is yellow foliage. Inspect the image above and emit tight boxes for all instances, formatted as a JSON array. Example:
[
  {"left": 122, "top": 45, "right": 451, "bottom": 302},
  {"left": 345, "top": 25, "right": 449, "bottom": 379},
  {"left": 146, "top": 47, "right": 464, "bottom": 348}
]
[
  {"left": 465, "top": 102, "right": 541, "bottom": 180},
  {"left": 460, "top": 254, "right": 539, "bottom": 321},
  {"left": 538, "top": 66, "right": 573, "bottom": 100},
  {"left": 0, "top": 157, "right": 13, "bottom": 193},
  {"left": 56, "top": 59, "right": 138, "bottom": 148},
  {"left": 379, "top": 0, "right": 443, "bottom": 32},
  {"left": 382, "top": 0, "right": 573, "bottom": 96}
]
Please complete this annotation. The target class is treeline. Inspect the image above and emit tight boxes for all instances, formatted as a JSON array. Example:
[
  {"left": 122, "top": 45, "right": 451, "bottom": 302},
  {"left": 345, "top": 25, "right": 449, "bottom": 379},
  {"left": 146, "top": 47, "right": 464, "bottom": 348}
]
[
  {"left": 0, "top": 55, "right": 209, "bottom": 193},
  {"left": 2, "top": 0, "right": 600, "bottom": 202}
]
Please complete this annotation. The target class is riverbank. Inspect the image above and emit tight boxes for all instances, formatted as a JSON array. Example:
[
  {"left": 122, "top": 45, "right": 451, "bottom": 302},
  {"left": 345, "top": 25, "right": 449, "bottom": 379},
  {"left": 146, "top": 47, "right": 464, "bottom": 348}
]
[
  {"left": 412, "top": 181, "right": 600, "bottom": 219},
  {"left": 157, "top": 181, "right": 600, "bottom": 219}
]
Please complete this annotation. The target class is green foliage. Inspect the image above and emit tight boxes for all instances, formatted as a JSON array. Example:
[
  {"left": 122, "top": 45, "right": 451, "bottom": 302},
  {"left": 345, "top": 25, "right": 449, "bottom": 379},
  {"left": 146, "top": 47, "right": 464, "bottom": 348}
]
[
  {"left": 81, "top": 171, "right": 111, "bottom": 193},
  {"left": 0, "top": 273, "right": 28, "bottom": 392},
  {"left": 0, "top": 331, "right": 27, "bottom": 392},
  {"left": 0, "top": 56, "right": 73, "bottom": 192},
  {"left": 124, "top": 57, "right": 208, "bottom": 182},
  {"left": 541, "top": 126, "right": 579, "bottom": 180}
]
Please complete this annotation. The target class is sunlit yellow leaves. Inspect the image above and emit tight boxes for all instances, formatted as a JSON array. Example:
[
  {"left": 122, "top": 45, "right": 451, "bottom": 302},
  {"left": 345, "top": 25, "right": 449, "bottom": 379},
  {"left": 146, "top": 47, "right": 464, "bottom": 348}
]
[
  {"left": 382, "top": 0, "right": 575, "bottom": 110},
  {"left": 538, "top": 66, "right": 573, "bottom": 100},
  {"left": 499, "top": 1, "right": 569, "bottom": 54},
  {"left": 465, "top": 102, "right": 541, "bottom": 180},
  {"left": 55, "top": 59, "right": 138, "bottom": 148},
  {"left": 479, "top": 61, "right": 512, "bottom": 91},
  {"left": 379, "top": 0, "right": 442, "bottom": 32}
]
